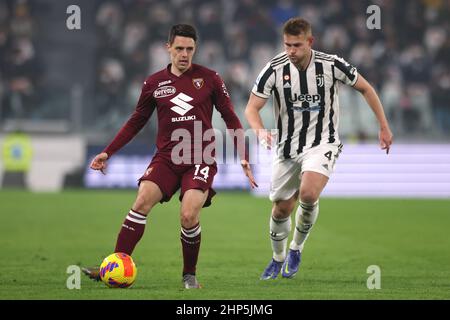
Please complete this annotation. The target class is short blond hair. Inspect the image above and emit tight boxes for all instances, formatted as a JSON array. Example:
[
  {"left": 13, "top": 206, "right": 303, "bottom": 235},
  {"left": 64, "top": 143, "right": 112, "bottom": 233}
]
[{"left": 283, "top": 18, "right": 312, "bottom": 37}]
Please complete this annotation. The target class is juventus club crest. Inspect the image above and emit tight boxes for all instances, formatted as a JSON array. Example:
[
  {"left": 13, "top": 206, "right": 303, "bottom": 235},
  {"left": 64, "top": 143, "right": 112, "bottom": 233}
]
[
  {"left": 316, "top": 74, "right": 324, "bottom": 87},
  {"left": 192, "top": 78, "right": 204, "bottom": 89}
]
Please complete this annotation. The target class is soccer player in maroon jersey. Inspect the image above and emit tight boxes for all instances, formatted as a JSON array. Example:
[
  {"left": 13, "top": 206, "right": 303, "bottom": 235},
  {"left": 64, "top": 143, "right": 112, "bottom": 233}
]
[{"left": 82, "top": 24, "right": 257, "bottom": 289}]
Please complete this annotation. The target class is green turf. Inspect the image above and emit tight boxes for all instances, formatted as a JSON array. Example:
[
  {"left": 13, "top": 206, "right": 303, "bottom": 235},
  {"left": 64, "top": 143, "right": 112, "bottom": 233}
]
[{"left": 0, "top": 189, "right": 449, "bottom": 299}]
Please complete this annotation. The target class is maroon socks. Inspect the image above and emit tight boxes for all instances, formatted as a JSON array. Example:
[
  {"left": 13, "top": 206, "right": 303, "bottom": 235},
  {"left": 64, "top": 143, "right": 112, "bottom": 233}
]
[
  {"left": 115, "top": 209, "right": 202, "bottom": 276},
  {"left": 180, "top": 223, "right": 201, "bottom": 275},
  {"left": 114, "top": 209, "right": 147, "bottom": 255}
]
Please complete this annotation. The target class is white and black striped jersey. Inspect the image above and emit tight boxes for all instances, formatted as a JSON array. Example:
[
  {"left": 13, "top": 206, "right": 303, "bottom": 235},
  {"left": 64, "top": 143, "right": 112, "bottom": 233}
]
[{"left": 252, "top": 49, "right": 358, "bottom": 159}]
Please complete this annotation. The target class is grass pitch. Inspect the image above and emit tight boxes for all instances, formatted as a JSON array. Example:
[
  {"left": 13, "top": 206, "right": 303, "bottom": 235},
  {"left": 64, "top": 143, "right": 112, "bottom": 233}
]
[{"left": 0, "top": 190, "right": 449, "bottom": 300}]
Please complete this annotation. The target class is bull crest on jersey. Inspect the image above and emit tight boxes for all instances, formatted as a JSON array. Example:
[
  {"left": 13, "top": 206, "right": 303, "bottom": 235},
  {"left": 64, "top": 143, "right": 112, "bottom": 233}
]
[
  {"left": 316, "top": 74, "right": 324, "bottom": 87},
  {"left": 144, "top": 167, "right": 153, "bottom": 176},
  {"left": 192, "top": 78, "right": 204, "bottom": 89}
]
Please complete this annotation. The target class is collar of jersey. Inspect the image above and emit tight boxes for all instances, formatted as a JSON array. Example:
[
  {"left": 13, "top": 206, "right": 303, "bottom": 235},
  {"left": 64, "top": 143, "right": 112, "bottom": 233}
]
[{"left": 165, "top": 63, "right": 195, "bottom": 80}]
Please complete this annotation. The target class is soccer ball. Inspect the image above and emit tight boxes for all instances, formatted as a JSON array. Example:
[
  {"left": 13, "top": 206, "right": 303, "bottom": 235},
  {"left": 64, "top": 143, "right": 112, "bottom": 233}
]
[{"left": 99, "top": 252, "right": 137, "bottom": 288}]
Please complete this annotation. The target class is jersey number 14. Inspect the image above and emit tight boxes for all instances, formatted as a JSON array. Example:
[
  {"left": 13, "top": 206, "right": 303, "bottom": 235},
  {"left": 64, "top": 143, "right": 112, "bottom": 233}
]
[{"left": 194, "top": 165, "right": 210, "bottom": 180}]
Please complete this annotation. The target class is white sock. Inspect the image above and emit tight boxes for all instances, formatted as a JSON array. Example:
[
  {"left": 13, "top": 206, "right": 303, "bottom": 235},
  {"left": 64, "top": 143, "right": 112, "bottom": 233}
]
[
  {"left": 290, "top": 201, "right": 319, "bottom": 252},
  {"left": 270, "top": 215, "right": 291, "bottom": 262}
]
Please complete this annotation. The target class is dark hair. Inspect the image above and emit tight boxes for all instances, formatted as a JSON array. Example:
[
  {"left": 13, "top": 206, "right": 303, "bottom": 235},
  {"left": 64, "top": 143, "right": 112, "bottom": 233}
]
[
  {"left": 168, "top": 24, "right": 198, "bottom": 45},
  {"left": 283, "top": 18, "right": 312, "bottom": 36}
]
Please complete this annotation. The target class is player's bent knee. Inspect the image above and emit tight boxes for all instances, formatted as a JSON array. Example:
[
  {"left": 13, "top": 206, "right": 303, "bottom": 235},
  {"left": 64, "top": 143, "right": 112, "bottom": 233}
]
[
  {"left": 132, "top": 181, "right": 163, "bottom": 215},
  {"left": 299, "top": 189, "right": 319, "bottom": 204},
  {"left": 180, "top": 210, "right": 199, "bottom": 229},
  {"left": 273, "top": 201, "right": 295, "bottom": 218},
  {"left": 132, "top": 193, "right": 156, "bottom": 216},
  {"left": 132, "top": 197, "right": 152, "bottom": 216}
]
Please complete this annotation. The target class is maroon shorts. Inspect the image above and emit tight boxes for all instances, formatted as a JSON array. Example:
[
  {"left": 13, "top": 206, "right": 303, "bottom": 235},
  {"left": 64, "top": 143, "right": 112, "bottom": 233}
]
[{"left": 138, "top": 155, "right": 217, "bottom": 208}]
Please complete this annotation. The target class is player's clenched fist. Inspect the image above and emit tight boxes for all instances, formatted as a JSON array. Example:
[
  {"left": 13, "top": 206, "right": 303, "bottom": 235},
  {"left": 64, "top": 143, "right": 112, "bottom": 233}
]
[
  {"left": 90, "top": 152, "right": 108, "bottom": 174},
  {"left": 258, "top": 129, "right": 276, "bottom": 150}
]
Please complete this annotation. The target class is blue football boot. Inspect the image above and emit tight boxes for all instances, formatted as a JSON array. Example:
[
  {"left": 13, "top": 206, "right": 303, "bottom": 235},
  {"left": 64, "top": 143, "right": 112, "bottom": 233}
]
[
  {"left": 281, "top": 249, "right": 301, "bottom": 278},
  {"left": 260, "top": 258, "right": 283, "bottom": 280}
]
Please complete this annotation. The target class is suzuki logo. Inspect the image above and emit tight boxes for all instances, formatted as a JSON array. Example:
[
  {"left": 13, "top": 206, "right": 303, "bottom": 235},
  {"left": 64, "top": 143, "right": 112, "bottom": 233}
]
[{"left": 170, "top": 93, "right": 194, "bottom": 116}]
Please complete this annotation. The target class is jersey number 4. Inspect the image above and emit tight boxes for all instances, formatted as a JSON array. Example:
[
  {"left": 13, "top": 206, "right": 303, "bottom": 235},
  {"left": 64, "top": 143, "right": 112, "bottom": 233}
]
[
  {"left": 324, "top": 151, "right": 333, "bottom": 160},
  {"left": 324, "top": 149, "right": 341, "bottom": 168}
]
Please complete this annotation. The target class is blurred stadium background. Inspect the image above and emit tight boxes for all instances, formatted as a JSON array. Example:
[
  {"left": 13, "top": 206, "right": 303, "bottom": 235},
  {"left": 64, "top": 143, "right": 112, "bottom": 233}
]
[
  {"left": 0, "top": 0, "right": 449, "bottom": 196},
  {"left": 0, "top": 0, "right": 449, "bottom": 197},
  {"left": 0, "top": 0, "right": 449, "bottom": 300}
]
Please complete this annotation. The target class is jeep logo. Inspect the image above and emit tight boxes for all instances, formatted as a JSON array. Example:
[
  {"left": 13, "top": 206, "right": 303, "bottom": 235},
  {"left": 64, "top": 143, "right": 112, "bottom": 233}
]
[
  {"left": 289, "top": 93, "right": 321, "bottom": 104},
  {"left": 154, "top": 86, "right": 176, "bottom": 98}
]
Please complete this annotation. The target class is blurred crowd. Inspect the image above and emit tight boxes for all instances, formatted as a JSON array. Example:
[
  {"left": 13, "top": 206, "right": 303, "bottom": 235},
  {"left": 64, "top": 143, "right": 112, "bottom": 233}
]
[
  {"left": 0, "top": 0, "right": 44, "bottom": 121},
  {"left": 0, "top": 0, "right": 449, "bottom": 140}
]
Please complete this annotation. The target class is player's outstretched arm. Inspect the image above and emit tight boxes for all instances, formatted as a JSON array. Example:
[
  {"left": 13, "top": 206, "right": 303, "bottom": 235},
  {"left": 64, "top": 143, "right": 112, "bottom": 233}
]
[
  {"left": 90, "top": 152, "right": 108, "bottom": 175},
  {"left": 353, "top": 75, "right": 393, "bottom": 154}
]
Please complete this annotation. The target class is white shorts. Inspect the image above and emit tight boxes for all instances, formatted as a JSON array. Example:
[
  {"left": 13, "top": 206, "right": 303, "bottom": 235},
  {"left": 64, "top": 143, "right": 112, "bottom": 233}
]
[{"left": 269, "top": 143, "right": 343, "bottom": 202}]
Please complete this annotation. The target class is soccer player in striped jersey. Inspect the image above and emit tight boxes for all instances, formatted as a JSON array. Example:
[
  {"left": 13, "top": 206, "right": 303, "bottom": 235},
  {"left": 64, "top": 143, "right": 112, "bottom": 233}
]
[{"left": 245, "top": 18, "right": 393, "bottom": 280}]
